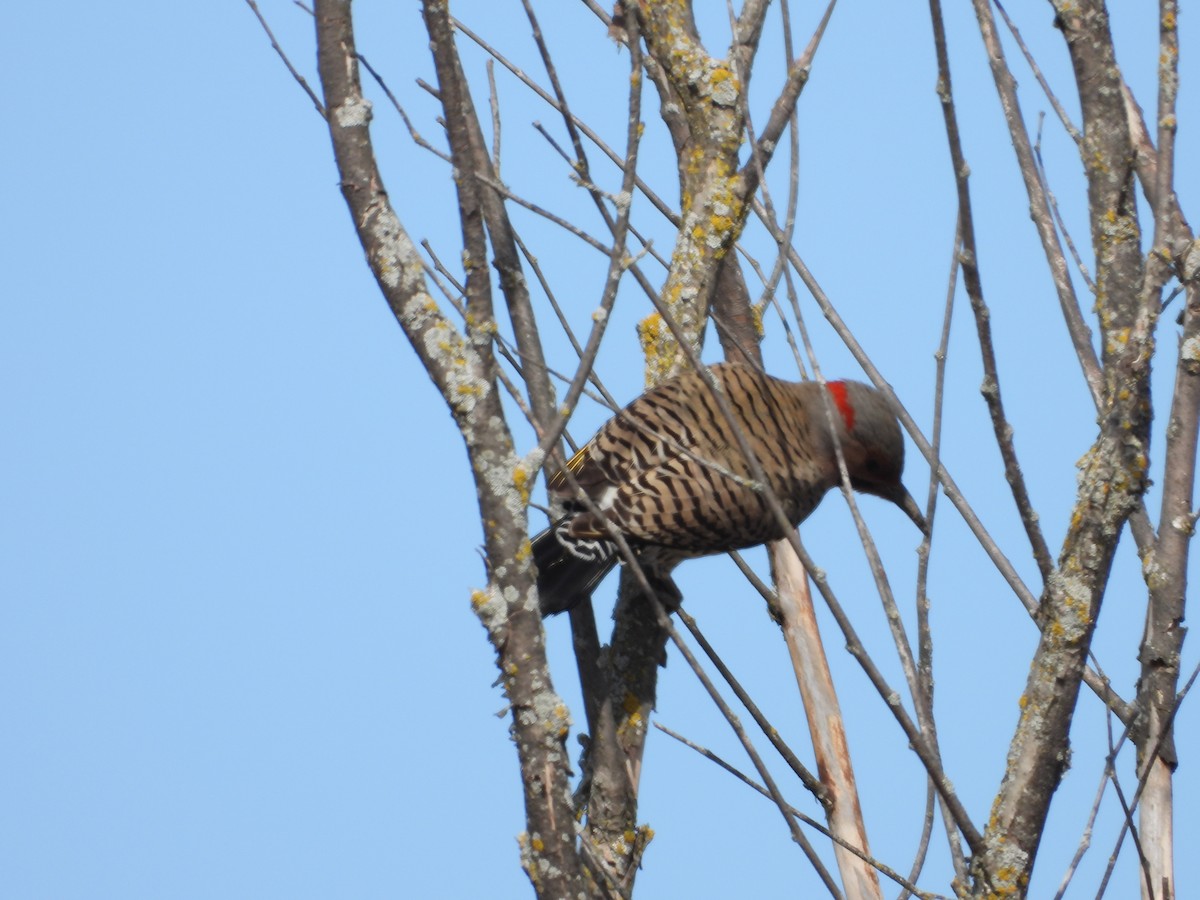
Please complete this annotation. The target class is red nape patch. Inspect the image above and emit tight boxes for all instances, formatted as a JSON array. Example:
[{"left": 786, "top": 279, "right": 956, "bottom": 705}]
[{"left": 825, "top": 381, "right": 855, "bottom": 430}]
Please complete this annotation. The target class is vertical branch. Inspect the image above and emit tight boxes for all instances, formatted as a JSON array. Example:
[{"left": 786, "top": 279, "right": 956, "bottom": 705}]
[
  {"left": 912, "top": 218, "right": 970, "bottom": 889},
  {"left": 931, "top": 0, "right": 1053, "bottom": 582},
  {"left": 1134, "top": 3, "right": 1191, "bottom": 897},
  {"left": 428, "top": 6, "right": 567, "bottom": 454},
  {"left": 315, "top": 2, "right": 583, "bottom": 895},
  {"left": 969, "top": 1, "right": 1156, "bottom": 894},
  {"left": 422, "top": 7, "right": 492, "bottom": 346},
  {"left": 770, "top": 547, "right": 882, "bottom": 900}
]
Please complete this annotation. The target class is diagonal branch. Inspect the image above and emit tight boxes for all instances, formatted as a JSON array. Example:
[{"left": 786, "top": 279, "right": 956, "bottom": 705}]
[
  {"left": 751, "top": 0, "right": 836, "bottom": 171},
  {"left": 971, "top": 0, "right": 1103, "bottom": 407},
  {"left": 244, "top": 0, "right": 326, "bottom": 117},
  {"left": 972, "top": 0, "right": 1167, "bottom": 565},
  {"left": 654, "top": 722, "right": 952, "bottom": 900}
]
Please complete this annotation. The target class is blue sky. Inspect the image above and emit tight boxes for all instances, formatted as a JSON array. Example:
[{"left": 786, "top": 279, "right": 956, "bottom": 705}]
[{"left": 3, "top": 2, "right": 1197, "bottom": 897}]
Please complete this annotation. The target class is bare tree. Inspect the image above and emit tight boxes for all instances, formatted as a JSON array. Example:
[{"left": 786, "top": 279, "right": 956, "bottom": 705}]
[{"left": 250, "top": 1, "right": 1196, "bottom": 897}]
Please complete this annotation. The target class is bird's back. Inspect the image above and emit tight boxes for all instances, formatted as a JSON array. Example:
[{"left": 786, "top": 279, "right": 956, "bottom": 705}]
[{"left": 553, "top": 364, "right": 834, "bottom": 555}]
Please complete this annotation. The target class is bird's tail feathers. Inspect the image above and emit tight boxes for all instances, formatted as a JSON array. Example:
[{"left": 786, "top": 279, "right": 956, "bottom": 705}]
[{"left": 532, "top": 522, "right": 618, "bottom": 615}]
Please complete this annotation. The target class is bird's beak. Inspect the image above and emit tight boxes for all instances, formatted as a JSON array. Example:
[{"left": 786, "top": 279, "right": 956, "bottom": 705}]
[{"left": 889, "top": 484, "right": 929, "bottom": 535}]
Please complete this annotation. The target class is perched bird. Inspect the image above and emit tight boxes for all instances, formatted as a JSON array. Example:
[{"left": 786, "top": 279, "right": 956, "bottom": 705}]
[{"left": 533, "top": 363, "right": 926, "bottom": 615}]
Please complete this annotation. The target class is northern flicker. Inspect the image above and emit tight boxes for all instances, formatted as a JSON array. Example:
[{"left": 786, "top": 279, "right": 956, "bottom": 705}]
[{"left": 533, "top": 362, "right": 926, "bottom": 615}]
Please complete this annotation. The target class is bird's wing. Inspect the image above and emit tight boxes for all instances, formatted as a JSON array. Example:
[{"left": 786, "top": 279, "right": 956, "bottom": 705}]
[{"left": 547, "top": 441, "right": 610, "bottom": 497}]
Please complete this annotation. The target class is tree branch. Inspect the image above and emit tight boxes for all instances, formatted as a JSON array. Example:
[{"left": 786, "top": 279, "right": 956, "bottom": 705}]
[
  {"left": 969, "top": 2, "right": 1157, "bottom": 891},
  {"left": 315, "top": 2, "right": 584, "bottom": 893}
]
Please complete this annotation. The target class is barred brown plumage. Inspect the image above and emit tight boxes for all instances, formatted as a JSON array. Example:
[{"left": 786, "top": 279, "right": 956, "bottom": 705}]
[{"left": 533, "top": 363, "right": 926, "bottom": 615}]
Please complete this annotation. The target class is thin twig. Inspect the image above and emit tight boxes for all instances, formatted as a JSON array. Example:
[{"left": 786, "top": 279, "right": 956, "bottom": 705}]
[
  {"left": 726, "top": 549, "right": 782, "bottom": 615},
  {"left": 244, "top": 0, "right": 326, "bottom": 117},
  {"left": 654, "top": 724, "right": 951, "bottom": 900},
  {"left": 1097, "top": 711, "right": 1156, "bottom": 899},
  {"left": 750, "top": 0, "right": 836, "bottom": 174},
  {"left": 486, "top": 59, "right": 501, "bottom": 173},
  {"left": 900, "top": 783, "right": 939, "bottom": 900},
  {"left": 782, "top": 216, "right": 927, "bottom": 738},
  {"left": 529, "top": 120, "right": 671, "bottom": 272},
  {"left": 908, "top": 214, "right": 969, "bottom": 890},
  {"left": 1033, "top": 113, "right": 1094, "bottom": 291},
  {"left": 969, "top": 0, "right": 1105, "bottom": 409},
  {"left": 992, "top": 0, "right": 1081, "bottom": 144},
  {"left": 530, "top": 2, "right": 645, "bottom": 486},
  {"left": 357, "top": 53, "right": 450, "bottom": 162},
  {"left": 1096, "top": 659, "right": 1200, "bottom": 897},
  {"left": 1056, "top": 702, "right": 1131, "bottom": 900},
  {"left": 929, "top": 0, "right": 1055, "bottom": 584},
  {"left": 747, "top": 0, "right": 803, "bottom": 378},
  {"left": 526, "top": 121, "right": 676, "bottom": 318},
  {"left": 675, "top": 608, "right": 828, "bottom": 805},
  {"left": 474, "top": 171, "right": 612, "bottom": 254},
  {"left": 454, "top": 14, "right": 678, "bottom": 225}
]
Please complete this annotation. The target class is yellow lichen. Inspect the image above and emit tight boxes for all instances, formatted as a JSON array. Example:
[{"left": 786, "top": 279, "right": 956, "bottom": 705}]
[
  {"left": 638, "top": 312, "right": 681, "bottom": 385},
  {"left": 751, "top": 301, "right": 766, "bottom": 339},
  {"left": 513, "top": 464, "right": 531, "bottom": 503}
]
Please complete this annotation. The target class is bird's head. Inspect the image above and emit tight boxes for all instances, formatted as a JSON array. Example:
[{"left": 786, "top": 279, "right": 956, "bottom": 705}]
[{"left": 824, "top": 381, "right": 928, "bottom": 534}]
